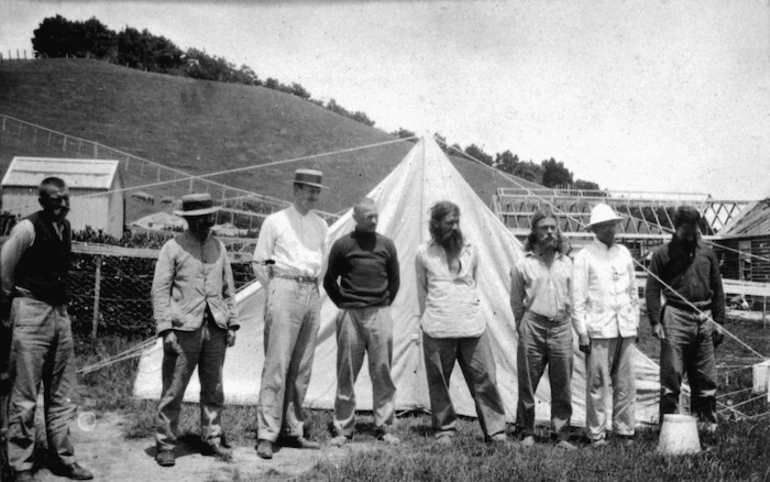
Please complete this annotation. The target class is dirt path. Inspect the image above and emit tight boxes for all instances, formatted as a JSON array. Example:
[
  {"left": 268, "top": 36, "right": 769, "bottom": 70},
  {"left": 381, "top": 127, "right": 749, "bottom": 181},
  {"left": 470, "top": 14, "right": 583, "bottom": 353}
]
[{"left": 34, "top": 412, "right": 345, "bottom": 482}]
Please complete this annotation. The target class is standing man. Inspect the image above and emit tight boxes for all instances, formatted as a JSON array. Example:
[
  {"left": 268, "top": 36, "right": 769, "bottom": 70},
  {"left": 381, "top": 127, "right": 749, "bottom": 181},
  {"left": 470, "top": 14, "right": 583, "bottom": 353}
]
[
  {"left": 510, "top": 210, "right": 576, "bottom": 450},
  {"left": 324, "top": 197, "right": 400, "bottom": 446},
  {"left": 415, "top": 201, "right": 507, "bottom": 445},
  {"left": 253, "top": 169, "right": 328, "bottom": 459},
  {"left": 152, "top": 193, "right": 239, "bottom": 467},
  {"left": 646, "top": 206, "right": 725, "bottom": 432},
  {"left": 0, "top": 177, "right": 93, "bottom": 481},
  {"left": 572, "top": 203, "right": 639, "bottom": 447}
]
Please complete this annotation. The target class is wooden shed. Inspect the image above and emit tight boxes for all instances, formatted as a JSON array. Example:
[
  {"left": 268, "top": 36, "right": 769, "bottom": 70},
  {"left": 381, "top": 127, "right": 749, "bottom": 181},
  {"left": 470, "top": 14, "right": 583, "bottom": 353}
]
[
  {"left": 714, "top": 198, "right": 770, "bottom": 283},
  {"left": 1, "top": 157, "right": 124, "bottom": 237}
]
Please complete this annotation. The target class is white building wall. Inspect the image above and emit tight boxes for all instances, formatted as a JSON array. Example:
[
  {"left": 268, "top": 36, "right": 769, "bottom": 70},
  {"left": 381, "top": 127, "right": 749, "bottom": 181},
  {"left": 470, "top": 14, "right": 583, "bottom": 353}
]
[{"left": 2, "top": 187, "right": 123, "bottom": 237}]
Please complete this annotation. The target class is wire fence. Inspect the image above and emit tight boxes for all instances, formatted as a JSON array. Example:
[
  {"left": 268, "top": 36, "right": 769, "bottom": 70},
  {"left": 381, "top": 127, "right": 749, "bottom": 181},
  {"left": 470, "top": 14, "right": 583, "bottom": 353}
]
[{"left": 68, "top": 243, "right": 254, "bottom": 339}]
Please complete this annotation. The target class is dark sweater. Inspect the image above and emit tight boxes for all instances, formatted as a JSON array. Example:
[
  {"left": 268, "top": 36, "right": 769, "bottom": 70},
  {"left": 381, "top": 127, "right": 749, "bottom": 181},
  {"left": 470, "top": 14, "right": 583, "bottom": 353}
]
[
  {"left": 323, "top": 229, "right": 400, "bottom": 308},
  {"left": 645, "top": 237, "right": 726, "bottom": 326}
]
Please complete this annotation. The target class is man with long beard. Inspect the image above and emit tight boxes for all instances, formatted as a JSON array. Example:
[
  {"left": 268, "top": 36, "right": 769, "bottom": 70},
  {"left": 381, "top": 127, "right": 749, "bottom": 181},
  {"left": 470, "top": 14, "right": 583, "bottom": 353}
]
[
  {"left": 415, "top": 201, "right": 507, "bottom": 445},
  {"left": 646, "top": 206, "right": 725, "bottom": 434}
]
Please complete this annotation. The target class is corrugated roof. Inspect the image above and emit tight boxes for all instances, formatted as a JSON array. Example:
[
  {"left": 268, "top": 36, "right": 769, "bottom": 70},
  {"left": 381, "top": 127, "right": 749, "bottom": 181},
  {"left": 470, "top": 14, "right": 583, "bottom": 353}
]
[
  {"left": 1, "top": 157, "right": 120, "bottom": 190},
  {"left": 720, "top": 199, "right": 770, "bottom": 238}
]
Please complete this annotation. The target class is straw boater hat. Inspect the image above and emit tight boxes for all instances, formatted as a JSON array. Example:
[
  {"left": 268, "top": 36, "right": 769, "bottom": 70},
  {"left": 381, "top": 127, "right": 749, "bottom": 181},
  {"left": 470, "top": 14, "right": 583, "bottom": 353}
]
[
  {"left": 292, "top": 168, "right": 327, "bottom": 189},
  {"left": 174, "top": 193, "right": 221, "bottom": 217},
  {"left": 586, "top": 203, "right": 623, "bottom": 229}
]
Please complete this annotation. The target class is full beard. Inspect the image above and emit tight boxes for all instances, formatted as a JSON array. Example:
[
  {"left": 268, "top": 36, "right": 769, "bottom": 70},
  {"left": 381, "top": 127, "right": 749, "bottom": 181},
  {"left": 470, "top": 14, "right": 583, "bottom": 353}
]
[{"left": 441, "top": 229, "right": 464, "bottom": 257}]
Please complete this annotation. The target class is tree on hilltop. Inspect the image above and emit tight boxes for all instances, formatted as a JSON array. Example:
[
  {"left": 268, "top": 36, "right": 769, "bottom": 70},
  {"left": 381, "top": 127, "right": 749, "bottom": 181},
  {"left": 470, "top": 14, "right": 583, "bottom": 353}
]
[
  {"left": 464, "top": 144, "right": 494, "bottom": 166},
  {"left": 495, "top": 150, "right": 519, "bottom": 173},
  {"left": 33, "top": 15, "right": 116, "bottom": 59},
  {"left": 541, "top": 157, "right": 573, "bottom": 188}
]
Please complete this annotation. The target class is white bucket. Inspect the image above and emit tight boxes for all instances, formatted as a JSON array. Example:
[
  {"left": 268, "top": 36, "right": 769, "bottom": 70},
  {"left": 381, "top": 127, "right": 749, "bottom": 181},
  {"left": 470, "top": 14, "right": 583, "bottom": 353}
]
[{"left": 658, "top": 414, "right": 701, "bottom": 455}]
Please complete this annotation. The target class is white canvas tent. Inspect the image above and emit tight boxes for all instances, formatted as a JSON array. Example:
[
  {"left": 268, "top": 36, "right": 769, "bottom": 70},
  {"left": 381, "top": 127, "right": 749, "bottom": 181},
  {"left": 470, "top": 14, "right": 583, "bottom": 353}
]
[{"left": 134, "top": 135, "right": 662, "bottom": 427}]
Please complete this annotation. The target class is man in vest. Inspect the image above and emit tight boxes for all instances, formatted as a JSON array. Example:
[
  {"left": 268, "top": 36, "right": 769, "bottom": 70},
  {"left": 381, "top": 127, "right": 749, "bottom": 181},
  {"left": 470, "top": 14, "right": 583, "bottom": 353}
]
[
  {"left": 0, "top": 177, "right": 93, "bottom": 481},
  {"left": 253, "top": 169, "right": 328, "bottom": 459},
  {"left": 152, "top": 193, "right": 239, "bottom": 467}
]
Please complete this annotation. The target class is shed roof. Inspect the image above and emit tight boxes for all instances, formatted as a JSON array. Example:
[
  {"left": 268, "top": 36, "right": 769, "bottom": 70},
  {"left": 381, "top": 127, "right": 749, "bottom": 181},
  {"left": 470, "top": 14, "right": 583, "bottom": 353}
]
[
  {"left": 1, "top": 157, "right": 120, "bottom": 191},
  {"left": 719, "top": 198, "right": 770, "bottom": 238}
]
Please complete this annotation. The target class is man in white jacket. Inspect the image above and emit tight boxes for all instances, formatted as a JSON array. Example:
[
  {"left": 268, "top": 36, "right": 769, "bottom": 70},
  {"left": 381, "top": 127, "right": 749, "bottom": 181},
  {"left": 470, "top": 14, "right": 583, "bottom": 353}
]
[{"left": 571, "top": 204, "right": 639, "bottom": 447}]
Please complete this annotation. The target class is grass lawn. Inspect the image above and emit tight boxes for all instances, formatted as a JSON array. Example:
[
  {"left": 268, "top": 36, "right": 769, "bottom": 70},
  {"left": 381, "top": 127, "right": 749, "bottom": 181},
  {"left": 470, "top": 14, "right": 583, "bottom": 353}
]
[{"left": 73, "top": 309, "right": 770, "bottom": 481}]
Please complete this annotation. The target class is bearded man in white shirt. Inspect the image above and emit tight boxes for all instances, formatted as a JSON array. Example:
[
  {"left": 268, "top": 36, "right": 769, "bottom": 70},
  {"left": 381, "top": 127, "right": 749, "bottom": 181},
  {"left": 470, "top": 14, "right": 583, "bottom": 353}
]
[
  {"left": 415, "top": 201, "right": 507, "bottom": 446},
  {"left": 252, "top": 169, "right": 329, "bottom": 459},
  {"left": 571, "top": 203, "right": 639, "bottom": 447}
]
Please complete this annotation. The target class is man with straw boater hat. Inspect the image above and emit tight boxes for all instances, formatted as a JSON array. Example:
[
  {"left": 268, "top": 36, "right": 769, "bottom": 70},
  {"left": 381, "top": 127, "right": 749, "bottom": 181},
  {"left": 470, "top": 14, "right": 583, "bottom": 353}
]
[
  {"left": 571, "top": 203, "right": 639, "bottom": 447},
  {"left": 152, "top": 193, "right": 239, "bottom": 467},
  {"left": 253, "top": 169, "right": 328, "bottom": 459},
  {"left": 645, "top": 205, "right": 725, "bottom": 434}
]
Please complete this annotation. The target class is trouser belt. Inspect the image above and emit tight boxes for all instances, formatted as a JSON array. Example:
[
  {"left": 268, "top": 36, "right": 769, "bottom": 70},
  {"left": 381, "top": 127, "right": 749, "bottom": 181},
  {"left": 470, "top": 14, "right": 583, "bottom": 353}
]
[
  {"left": 666, "top": 298, "right": 711, "bottom": 314},
  {"left": 273, "top": 274, "right": 318, "bottom": 284}
]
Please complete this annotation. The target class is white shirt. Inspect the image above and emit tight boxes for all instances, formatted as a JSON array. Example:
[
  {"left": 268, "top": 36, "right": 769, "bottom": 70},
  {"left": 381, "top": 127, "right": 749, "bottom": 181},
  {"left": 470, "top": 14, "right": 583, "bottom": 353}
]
[
  {"left": 571, "top": 239, "right": 640, "bottom": 339},
  {"left": 253, "top": 206, "right": 328, "bottom": 283},
  {"left": 415, "top": 241, "right": 485, "bottom": 338}
]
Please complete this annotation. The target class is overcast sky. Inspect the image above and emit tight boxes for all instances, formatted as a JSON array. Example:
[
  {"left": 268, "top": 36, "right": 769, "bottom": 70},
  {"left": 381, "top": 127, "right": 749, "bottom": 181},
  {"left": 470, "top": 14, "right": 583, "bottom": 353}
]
[{"left": 2, "top": 0, "right": 769, "bottom": 200}]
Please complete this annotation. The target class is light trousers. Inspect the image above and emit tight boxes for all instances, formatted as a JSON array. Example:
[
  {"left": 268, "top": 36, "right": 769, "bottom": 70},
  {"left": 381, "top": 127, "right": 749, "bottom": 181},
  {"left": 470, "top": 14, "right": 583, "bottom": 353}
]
[
  {"left": 659, "top": 306, "right": 717, "bottom": 424},
  {"left": 422, "top": 331, "right": 506, "bottom": 440},
  {"left": 516, "top": 311, "right": 573, "bottom": 440},
  {"left": 584, "top": 337, "right": 636, "bottom": 441},
  {"left": 257, "top": 278, "right": 320, "bottom": 442},
  {"left": 333, "top": 306, "right": 396, "bottom": 437},
  {"left": 156, "top": 318, "right": 227, "bottom": 451},
  {"left": 7, "top": 298, "right": 77, "bottom": 473}
]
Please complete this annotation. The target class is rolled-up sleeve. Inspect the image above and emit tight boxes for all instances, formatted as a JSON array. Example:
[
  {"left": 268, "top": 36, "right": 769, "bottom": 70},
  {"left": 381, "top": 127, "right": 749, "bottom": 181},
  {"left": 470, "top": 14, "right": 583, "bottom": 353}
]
[
  {"left": 252, "top": 217, "right": 276, "bottom": 286},
  {"left": 151, "top": 241, "right": 176, "bottom": 336}
]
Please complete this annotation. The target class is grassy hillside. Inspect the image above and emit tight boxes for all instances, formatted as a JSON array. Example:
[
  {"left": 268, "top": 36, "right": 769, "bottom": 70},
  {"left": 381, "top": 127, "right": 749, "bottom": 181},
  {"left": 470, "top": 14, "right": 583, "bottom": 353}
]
[{"left": 0, "top": 58, "right": 540, "bottom": 219}]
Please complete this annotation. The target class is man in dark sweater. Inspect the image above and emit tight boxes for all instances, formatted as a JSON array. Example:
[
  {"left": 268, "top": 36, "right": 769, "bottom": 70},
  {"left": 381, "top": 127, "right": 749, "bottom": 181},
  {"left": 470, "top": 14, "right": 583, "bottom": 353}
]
[
  {"left": 323, "top": 197, "right": 400, "bottom": 446},
  {"left": 646, "top": 205, "right": 725, "bottom": 432}
]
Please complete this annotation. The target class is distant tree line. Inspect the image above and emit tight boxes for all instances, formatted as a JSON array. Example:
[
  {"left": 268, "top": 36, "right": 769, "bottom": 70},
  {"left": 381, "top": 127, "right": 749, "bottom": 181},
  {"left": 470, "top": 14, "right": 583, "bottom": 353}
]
[
  {"left": 31, "top": 15, "right": 375, "bottom": 127},
  {"left": 390, "top": 128, "right": 602, "bottom": 190},
  {"left": 31, "top": 15, "right": 600, "bottom": 191}
]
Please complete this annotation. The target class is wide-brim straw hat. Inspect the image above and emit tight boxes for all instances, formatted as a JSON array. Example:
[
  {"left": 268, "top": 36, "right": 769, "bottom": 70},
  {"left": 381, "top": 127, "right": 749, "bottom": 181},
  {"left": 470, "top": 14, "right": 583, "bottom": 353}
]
[
  {"left": 291, "top": 168, "right": 327, "bottom": 189},
  {"left": 174, "top": 193, "right": 221, "bottom": 217},
  {"left": 586, "top": 203, "right": 623, "bottom": 229}
]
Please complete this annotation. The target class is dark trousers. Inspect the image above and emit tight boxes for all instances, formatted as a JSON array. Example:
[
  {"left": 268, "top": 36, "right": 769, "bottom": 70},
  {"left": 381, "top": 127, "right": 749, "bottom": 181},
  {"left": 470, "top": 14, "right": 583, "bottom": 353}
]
[
  {"left": 422, "top": 331, "right": 506, "bottom": 439},
  {"left": 156, "top": 319, "right": 227, "bottom": 451},
  {"left": 659, "top": 306, "right": 717, "bottom": 424}
]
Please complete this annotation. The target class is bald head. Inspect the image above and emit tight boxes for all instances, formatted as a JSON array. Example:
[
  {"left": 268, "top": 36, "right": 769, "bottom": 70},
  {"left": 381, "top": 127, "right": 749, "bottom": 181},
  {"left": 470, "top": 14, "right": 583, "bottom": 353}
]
[{"left": 353, "top": 197, "right": 378, "bottom": 233}]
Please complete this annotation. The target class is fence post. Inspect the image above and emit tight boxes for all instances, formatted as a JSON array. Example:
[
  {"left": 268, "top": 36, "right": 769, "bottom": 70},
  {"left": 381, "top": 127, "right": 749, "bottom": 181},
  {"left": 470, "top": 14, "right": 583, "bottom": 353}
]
[
  {"left": 62, "top": 136, "right": 67, "bottom": 151},
  {"left": 763, "top": 296, "right": 767, "bottom": 330},
  {"left": 94, "top": 143, "right": 98, "bottom": 158},
  {"left": 91, "top": 255, "right": 103, "bottom": 339}
]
